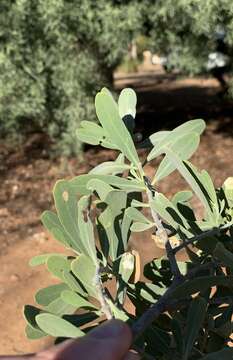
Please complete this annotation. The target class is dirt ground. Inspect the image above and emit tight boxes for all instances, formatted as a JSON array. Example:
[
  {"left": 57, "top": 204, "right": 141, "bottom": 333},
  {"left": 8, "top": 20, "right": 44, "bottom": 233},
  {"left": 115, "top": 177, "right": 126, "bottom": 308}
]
[{"left": 0, "top": 69, "right": 233, "bottom": 354}]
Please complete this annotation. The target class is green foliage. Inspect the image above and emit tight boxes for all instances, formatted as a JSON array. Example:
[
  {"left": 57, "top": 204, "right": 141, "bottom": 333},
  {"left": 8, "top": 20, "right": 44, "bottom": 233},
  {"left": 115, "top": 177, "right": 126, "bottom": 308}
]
[
  {"left": 143, "top": 0, "right": 233, "bottom": 75},
  {"left": 0, "top": 0, "right": 142, "bottom": 154},
  {"left": 26, "top": 88, "right": 233, "bottom": 359}
]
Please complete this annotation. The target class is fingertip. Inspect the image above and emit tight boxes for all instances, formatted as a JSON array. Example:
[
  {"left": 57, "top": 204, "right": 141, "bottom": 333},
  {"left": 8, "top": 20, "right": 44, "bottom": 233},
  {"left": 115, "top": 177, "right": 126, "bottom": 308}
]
[{"left": 89, "top": 319, "right": 132, "bottom": 344}]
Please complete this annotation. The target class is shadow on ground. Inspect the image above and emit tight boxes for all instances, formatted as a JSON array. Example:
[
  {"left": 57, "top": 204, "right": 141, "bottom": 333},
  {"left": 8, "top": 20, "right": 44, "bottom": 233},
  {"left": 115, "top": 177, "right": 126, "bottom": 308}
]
[{"left": 115, "top": 71, "right": 233, "bottom": 139}]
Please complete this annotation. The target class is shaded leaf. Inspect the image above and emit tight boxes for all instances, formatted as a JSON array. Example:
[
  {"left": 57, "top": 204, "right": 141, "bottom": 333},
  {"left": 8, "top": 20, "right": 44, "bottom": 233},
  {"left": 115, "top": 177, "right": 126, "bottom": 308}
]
[
  {"left": 25, "top": 324, "right": 46, "bottom": 340},
  {"left": 214, "top": 242, "right": 233, "bottom": 270},
  {"left": 202, "top": 348, "right": 233, "bottom": 359},
  {"left": 183, "top": 296, "right": 207, "bottom": 360},
  {"left": 171, "top": 276, "right": 233, "bottom": 299}
]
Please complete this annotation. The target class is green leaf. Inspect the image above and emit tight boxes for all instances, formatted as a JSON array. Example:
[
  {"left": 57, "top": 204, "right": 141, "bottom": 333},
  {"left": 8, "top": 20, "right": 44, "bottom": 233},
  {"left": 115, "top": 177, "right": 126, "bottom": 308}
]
[
  {"left": 62, "top": 270, "right": 87, "bottom": 297},
  {"left": 46, "top": 255, "right": 71, "bottom": 280},
  {"left": 130, "top": 222, "right": 153, "bottom": 232},
  {"left": 35, "top": 283, "right": 69, "bottom": 306},
  {"left": 69, "top": 174, "right": 145, "bottom": 195},
  {"left": 148, "top": 119, "right": 205, "bottom": 161},
  {"left": 121, "top": 210, "right": 132, "bottom": 250},
  {"left": 119, "top": 252, "right": 135, "bottom": 283},
  {"left": 171, "top": 319, "right": 184, "bottom": 355},
  {"left": 24, "top": 305, "right": 43, "bottom": 330},
  {"left": 63, "top": 313, "right": 100, "bottom": 328},
  {"left": 150, "top": 193, "right": 191, "bottom": 235},
  {"left": 25, "top": 324, "right": 46, "bottom": 340},
  {"left": 87, "top": 179, "right": 113, "bottom": 201},
  {"left": 105, "top": 190, "right": 127, "bottom": 217},
  {"left": 45, "top": 297, "right": 76, "bottom": 316},
  {"left": 53, "top": 180, "right": 84, "bottom": 253},
  {"left": 172, "top": 191, "right": 193, "bottom": 206},
  {"left": 77, "top": 121, "right": 118, "bottom": 149},
  {"left": 90, "top": 161, "right": 131, "bottom": 176},
  {"left": 61, "top": 290, "right": 97, "bottom": 310},
  {"left": 165, "top": 158, "right": 215, "bottom": 223},
  {"left": 149, "top": 119, "right": 205, "bottom": 148},
  {"left": 98, "top": 206, "right": 120, "bottom": 260},
  {"left": 95, "top": 89, "right": 139, "bottom": 166},
  {"left": 214, "top": 242, "right": 233, "bottom": 270},
  {"left": 201, "top": 348, "right": 233, "bottom": 359},
  {"left": 125, "top": 207, "right": 151, "bottom": 224},
  {"left": 149, "top": 130, "right": 170, "bottom": 146},
  {"left": 173, "top": 119, "right": 205, "bottom": 135},
  {"left": 106, "top": 300, "right": 129, "bottom": 321},
  {"left": 155, "top": 132, "right": 200, "bottom": 181},
  {"left": 71, "top": 255, "right": 97, "bottom": 298},
  {"left": 29, "top": 253, "right": 63, "bottom": 267},
  {"left": 118, "top": 88, "right": 137, "bottom": 119},
  {"left": 77, "top": 195, "right": 97, "bottom": 263},
  {"left": 183, "top": 297, "right": 207, "bottom": 360},
  {"left": 41, "top": 211, "right": 74, "bottom": 249},
  {"left": 36, "top": 313, "right": 84, "bottom": 338}
]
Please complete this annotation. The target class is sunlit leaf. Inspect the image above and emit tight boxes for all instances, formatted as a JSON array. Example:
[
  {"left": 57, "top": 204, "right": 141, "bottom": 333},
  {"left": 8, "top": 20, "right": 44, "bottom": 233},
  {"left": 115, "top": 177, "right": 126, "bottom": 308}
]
[
  {"left": 90, "top": 161, "right": 131, "bottom": 176},
  {"left": 35, "top": 283, "right": 69, "bottom": 306},
  {"left": 77, "top": 195, "right": 97, "bottom": 263},
  {"left": 41, "top": 210, "right": 74, "bottom": 249},
  {"left": 61, "top": 290, "right": 97, "bottom": 310},
  {"left": 36, "top": 313, "right": 84, "bottom": 338},
  {"left": 118, "top": 88, "right": 137, "bottom": 119},
  {"left": 46, "top": 255, "right": 71, "bottom": 280},
  {"left": 77, "top": 121, "right": 118, "bottom": 149},
  {"left": 53, "top": 180, "right": 84, "bottom": 253},
  {"left": 131, "top": 222, "right": 154, "bottom": 232},
  {"left": 71, "top": 255, "right": 97, "bottom": 298},
  {"left": 95, "top": 89, "right": 139, "bottom": 166},
  {"left": 155, "top": 132, "right": 200, "bottom": 181},
  {"left": 69, "top": 174, "right": 145, "bottom": 195}
]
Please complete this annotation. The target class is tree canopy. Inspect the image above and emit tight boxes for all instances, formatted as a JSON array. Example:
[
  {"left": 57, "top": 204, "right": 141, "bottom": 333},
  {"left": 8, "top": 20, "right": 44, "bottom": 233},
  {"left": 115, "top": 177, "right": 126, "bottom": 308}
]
[{"left": 0, "top": 0, "right": 232, "bottom": 154}]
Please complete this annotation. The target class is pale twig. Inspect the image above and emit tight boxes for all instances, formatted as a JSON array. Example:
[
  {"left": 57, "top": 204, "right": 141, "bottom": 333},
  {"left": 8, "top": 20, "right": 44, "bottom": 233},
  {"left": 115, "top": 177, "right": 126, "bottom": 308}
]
[
  {"left": 144, "top": 176, "right": 181, "bottom": 279},
  {"left": 93, "top": 266, "right": 113, "bottom": 320}
]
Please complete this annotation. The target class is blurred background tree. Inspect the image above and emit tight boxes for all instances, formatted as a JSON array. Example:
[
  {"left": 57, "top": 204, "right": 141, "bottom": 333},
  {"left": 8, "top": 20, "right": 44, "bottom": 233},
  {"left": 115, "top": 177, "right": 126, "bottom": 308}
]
[
  {"left": 0, "top": 0, "right": 142, "bottom": 155},
  {"left": 0, "top": 0, "right": 233, "bottom": 155},
  {"left": 143, "top": 0, "right": 233, "bottom": 76}
]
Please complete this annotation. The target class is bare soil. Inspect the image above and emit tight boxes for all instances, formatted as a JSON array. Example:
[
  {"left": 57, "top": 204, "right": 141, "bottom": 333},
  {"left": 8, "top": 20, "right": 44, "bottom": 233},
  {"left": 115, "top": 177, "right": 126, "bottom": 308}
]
[{"left": 0, "top": 69, "right": 233, "bottom": 354}]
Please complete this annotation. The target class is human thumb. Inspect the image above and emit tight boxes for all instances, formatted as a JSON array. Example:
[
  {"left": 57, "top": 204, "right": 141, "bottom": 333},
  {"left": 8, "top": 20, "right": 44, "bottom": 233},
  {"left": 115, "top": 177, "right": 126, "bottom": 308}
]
[{"left": 53, "top": 319, "right": 134, "bottom": 360}]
